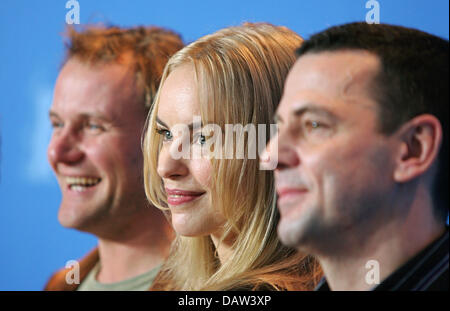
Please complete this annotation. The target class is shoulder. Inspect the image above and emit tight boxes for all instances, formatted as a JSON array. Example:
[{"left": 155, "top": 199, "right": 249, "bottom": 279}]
[{"left": 44, "top": 248, "right": 99, "bottom": 291}]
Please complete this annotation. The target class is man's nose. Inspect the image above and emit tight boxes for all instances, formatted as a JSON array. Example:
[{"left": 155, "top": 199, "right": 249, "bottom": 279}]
[
  {"left": 47, "top": 128, "right": 84, "bottom": 166},
  {"left": 264, "top": 129, "right": 300, "bottom": 171},
  {"left": 260, "top": 133, "right": 280, "bottom": 170}
]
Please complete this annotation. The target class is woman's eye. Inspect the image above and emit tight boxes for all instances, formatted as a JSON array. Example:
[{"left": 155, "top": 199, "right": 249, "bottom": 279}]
[
  {"left": 193, "top": 133, "right": 207, "bottom": 145},
  {"left": 156, "top": 128, "right": 173, "bottom": 141},
  {"left": 198, "top": 135, "right": 206, "bottom": 145}
]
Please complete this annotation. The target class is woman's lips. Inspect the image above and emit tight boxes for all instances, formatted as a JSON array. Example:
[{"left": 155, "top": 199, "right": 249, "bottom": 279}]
[{"left": 165, "top": 188, "right": 206, "bottom": 206}]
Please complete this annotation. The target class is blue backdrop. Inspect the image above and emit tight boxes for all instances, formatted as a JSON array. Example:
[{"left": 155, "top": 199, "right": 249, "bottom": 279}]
[{"left": 0, "top": 0, "right": 448, "bottom": 291}]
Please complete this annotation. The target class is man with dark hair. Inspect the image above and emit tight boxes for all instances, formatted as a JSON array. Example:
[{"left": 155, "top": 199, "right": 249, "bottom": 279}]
[
  {"left": 44, "top": 25, "right": 183, "bottom": 290},
  {"left": 264, "top": 22, "right": 448, "bottom": 290}
]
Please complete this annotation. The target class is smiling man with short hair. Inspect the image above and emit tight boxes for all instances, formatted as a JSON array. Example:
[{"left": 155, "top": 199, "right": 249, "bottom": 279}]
[{"left": 45, "top": 25, "right": 183, "bottom": 290}]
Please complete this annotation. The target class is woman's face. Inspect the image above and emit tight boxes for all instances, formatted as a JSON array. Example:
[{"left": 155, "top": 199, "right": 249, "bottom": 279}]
[{"left": 156, "top": 64, "right": 226, "bottom": 237}]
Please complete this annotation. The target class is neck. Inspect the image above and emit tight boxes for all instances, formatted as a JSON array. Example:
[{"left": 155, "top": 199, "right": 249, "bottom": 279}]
[
  {"left": 316, "top": 188, "right": 445, "bottom": 291},
  {"left": 210, "top": 231, "right": 235, "bottom": 265},
  {"left": 95, "top": 209, "right": 173, "bottom": 284}
]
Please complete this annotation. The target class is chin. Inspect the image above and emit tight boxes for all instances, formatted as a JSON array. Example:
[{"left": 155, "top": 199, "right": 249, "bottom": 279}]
[
  {"left": 277, "top": 224, "right": 299, "bottom": 248},
  {"left": 172, "top": 226, "right": 203, "bottom": 237},
  {"left": 172, "top": 222, "right": 214, "bottom": 237},
  {"left": 58, "top": 213, "right": 80, "bottom": 229},
  {"left": 57, "top": 202, "right": 93, "bottom": 231},
  {"left": 58, "top": 211, "right": 83, "bottom": 229},
  {"left": 277, "top": 215, "right": 310, "bottom": 249}
]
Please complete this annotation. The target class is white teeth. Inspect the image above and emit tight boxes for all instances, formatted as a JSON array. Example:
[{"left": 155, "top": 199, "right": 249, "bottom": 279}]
[
  {"left": 65, "top": 176, "right": 101, "bottom": 187},
  {"left": 169, "top": 195, "right": 183, "bottom": 198},
  {"left": 71, "top": 185, "right": 87, "bottom": 192}
]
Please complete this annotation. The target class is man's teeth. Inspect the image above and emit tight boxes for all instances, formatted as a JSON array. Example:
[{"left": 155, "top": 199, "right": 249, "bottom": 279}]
[
  {"left": 66, "top": 177, "right": 101, "bottom": 190},
  {"left": 71, "top": 185, "right": 88, "bottom": 192}
]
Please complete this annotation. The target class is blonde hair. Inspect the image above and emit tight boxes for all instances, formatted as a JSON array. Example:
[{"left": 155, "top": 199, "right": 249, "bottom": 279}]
[{"left": 143, "top": 22, "right": 321, "bottom": 290}]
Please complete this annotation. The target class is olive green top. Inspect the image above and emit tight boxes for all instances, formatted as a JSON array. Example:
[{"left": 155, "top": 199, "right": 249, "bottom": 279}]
[{"left": 77, "top": 263, "right": 161, "bottom": 291}]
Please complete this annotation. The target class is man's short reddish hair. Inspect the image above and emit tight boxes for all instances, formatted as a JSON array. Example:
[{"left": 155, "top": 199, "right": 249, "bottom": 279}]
[{"left": 63, "top": 25, "right": 184, "bottom": 109}]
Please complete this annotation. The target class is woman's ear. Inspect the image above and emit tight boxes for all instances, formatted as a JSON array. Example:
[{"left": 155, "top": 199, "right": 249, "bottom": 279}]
[{"left": 393, "top": 114, "right": 442, "bottom": 183}]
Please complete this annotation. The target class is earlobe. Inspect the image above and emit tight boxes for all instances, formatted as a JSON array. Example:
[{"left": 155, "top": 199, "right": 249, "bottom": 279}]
[
  {"left": 393, "top": 142, "right": 410, "bottom": 182},
  {"left": 393, "top": 114, "right": 442, "bottom": 183}
]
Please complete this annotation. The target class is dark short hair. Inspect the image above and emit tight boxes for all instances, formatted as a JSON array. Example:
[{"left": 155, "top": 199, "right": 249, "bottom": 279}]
[{"left": 296, "top": 22, "right": 449, "bottom": 222}]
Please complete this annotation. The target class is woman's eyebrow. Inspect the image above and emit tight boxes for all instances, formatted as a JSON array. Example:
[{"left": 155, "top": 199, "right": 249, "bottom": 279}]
[
  {"left": 156, "top": 116, "right": 169, "bottom": 128},
  {"left": 156, "top": 117, "right": 203, "bottom": 131},
  {"left": 187, "top": 121, "right": 203, "bottom": 131}
]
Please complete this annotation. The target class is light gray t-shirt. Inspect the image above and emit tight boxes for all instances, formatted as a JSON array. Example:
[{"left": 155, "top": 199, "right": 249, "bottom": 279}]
[{"left": 77, "top": 263, "right": 161, "bottom": 291}]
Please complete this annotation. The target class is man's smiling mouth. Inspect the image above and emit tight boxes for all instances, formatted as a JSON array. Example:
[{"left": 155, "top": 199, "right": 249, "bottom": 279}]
[{"left": 65, "top": 176, "right": 102, "bottom": 192}]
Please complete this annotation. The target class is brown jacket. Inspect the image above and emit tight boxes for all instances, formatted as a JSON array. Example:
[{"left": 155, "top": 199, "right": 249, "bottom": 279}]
[{"left": 44, "top": 248, "right": 99, "bottom": 291}]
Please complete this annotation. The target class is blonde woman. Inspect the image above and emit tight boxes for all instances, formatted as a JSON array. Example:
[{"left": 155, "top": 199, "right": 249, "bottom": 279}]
[{"left": 143, "top": 23, "right": 321, "bottom": 290}]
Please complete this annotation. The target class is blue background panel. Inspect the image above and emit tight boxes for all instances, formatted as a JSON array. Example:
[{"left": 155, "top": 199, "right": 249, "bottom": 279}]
[{"left": 0, "top": 0, "right": 448, "bottom": 290}]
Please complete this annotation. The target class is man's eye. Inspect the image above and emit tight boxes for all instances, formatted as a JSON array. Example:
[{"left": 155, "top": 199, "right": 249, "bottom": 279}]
[
  {"left": 87, "top": 123, "right": 103, "bottom": 131},
  {"left": 51, "top": 121, "right": 64, "bottom": 129},
  {"left": 156, "top": 128, "right": 173, "bottom": 141},
  {"left": 304, "top": 120, "right": 327, "bottom": 131}
]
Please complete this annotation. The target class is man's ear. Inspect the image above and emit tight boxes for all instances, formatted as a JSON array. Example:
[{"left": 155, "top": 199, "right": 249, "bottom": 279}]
[{"left": 393, "top": 114, "right": 442, "bottom": 183}]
